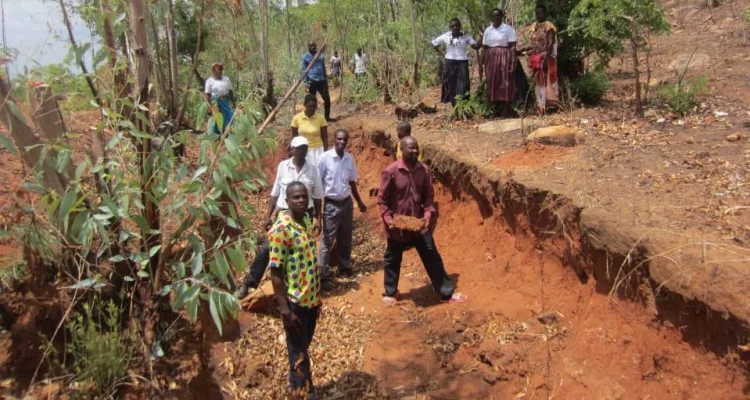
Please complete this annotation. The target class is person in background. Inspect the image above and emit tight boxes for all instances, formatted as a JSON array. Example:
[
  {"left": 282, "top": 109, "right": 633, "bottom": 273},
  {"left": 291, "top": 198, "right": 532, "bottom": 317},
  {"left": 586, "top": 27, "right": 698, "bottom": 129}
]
[
  {"left": 431, "top": 18, "right": 482, "bottom": 106},
  {"left": 292, "top": 94, "right": 328, "bottom": 167},
  {"left": 393, "top": 122, "right": 423, "bottom": 162},
  {"left": 330, "top": 50, "right": 342, "bottom": 87},
  {"left": 269, "top": 182, "right": 322, "bottom": 400},
  {"left": 302, "top": 41, "right": 334, "bottom": 122},
  {"left": 234, "top": 137, "right": 323, "bottom": 299},
  {"left": 377, "top": 136, "right": 468, "bottom": 307},
  {"left": 317, "top": 129, "right": 367, "bottom": 287},
  {"left": 482, "top": 8, "right": 517, "bottom": 118},
  {"left": 519, "top": 4, "right": 559, "bottom": 114},
  {"left": 204, "top": 62, "right": 236, "bottom": 134},
  {"left": 352, "top": 48, "right": 368, "bottom": 80}
]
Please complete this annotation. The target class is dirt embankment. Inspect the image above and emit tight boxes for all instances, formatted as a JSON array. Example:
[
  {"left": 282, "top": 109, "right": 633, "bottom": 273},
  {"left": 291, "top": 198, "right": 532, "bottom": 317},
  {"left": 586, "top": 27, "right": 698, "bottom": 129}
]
[{"left": 336, "top": 115, "right": 748, "bottom": 398}]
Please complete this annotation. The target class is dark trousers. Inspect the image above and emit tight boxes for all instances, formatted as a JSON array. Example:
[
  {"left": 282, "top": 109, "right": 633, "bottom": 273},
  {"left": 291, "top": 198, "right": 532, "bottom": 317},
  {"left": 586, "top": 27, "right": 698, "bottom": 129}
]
[
  {"left": 242, "top": 239, "right": 270, "bottom": 288},
  {"left": 286, "top": 303, "right": 320, "bottom": 393},
  {"left": 308, "top": 80, "right": 331, "bottom": 120},
  {"left": 383, "top": 231, "right": 455, "bottom": 299},
  {"left": 319, "top": 197, "right": 353, "bottom": 277}
]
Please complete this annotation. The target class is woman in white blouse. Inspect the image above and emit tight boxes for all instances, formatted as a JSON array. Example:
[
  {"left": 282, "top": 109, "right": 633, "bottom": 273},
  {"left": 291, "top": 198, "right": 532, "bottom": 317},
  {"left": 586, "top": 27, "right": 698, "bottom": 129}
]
[
  {"left": 483, "top": 8, "right": 517, "bottom": 118},
  {"left": 204, "top": 62, "right": 236, "bottom": 134},
  {"left": 432, "top": 18, "right": 482, "bottom": 106}
]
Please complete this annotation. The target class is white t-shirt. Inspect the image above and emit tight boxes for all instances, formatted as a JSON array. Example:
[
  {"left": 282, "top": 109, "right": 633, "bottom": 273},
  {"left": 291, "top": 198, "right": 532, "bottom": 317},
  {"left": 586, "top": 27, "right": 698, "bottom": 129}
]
[
  {"left": 204, "top": 76, "right": 232, "bottom": 97},
  {"left": 431, "top": 32, "right": 477, "bottom": 60},
  {"left": 483, "top": 23, "right": 517, "bottom": 47},
  {"left": 354, "top": 53, "right": 368, "bottom": 74}
]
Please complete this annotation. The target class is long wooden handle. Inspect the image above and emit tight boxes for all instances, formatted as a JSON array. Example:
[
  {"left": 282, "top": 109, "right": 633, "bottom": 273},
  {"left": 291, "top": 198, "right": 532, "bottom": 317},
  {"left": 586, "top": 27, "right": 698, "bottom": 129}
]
[{"left": 256, "top": 39, "right": 328, "bottom": 136}]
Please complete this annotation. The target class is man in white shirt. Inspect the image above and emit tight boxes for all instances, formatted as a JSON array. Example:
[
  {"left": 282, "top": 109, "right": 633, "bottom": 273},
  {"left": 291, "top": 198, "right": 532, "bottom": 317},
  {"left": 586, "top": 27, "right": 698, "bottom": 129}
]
[
  {"left": 317, "top": 129, "right": 367, "bottom": 284},
  {"left": 235, "top": 136, "right": 324, "bottom": 298},
  {"left": 352, "top": 48, "right": 368, "bottom": 78}
]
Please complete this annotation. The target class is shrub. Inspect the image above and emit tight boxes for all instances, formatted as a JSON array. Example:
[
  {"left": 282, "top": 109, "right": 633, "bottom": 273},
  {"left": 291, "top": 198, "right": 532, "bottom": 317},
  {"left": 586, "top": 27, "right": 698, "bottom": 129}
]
[
  {"left": 658, "top": 76, "right": 707, "bottom": 116},
  {"left": 66, "top": 299, "right": 134, "bottom": 397},
  {"left": 570, "top": 71, "right": 610, "bottom": 105},
  {"left": 452, "top": 81, "right": 492, "bottom": 121}
]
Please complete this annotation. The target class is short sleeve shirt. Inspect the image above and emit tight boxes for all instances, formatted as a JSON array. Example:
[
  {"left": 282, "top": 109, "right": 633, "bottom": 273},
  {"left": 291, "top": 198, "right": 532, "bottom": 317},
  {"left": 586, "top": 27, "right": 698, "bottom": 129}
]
[
  {"left": 483, "top": 23, "right": 517, "bottom": 47},
  {"left": 431, "top": 32, "right": 477, "bottom": 60},
  {"left": 268, "top": 212, "right": 321, "bottom": 307},
  {"left": 354, "top": 54, "right": 368, "bottom": 74},
  {"left": 204, "top": 76, "right": 232, "bottom": 97},
  {"left": 290, "top": 111, "right": 327, "bottom": 149},
  {"left": 317, "top": 149, "right": 359, "bottom": 201},
  {"left": 270, "top": 158, "right": 324, "bottom": 210}
]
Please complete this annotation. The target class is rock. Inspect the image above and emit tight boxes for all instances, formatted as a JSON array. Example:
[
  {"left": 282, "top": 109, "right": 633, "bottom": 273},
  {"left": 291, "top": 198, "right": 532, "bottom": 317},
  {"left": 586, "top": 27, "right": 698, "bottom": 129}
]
[
  {"left": 537, "top": 310, "right": 563, "bottom": 325},
  {"left": 395, "top": 103, "right": 418, "bottom": 120},
  {"left": 685, "top": 136, "right": 695, "bottom": 144},
  {"left": 644, "top": 109, "right": 658, "bottom": 118},
  {"left": 416, "top": 98, "right": 437, "bottom": 114},
  {"left": 668, "top": 53, "right": 710, "bottom": 72},
  {"left": 726, "top": 133, "right": 742, "bottom": 142},
  {"left": 479, "top": 118, "right": 541, "bottom": 135},
  {"left": 526, "top": 126, "right": 583, "bottom": 147},
  {"left": 483, "top": 373, "right": 500, "bottom": 385}
]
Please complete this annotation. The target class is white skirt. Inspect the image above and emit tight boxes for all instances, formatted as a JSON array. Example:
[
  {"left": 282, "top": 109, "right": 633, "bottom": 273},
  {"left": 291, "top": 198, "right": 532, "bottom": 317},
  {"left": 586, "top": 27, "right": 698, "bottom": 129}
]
[{"left": 306, "top": 146, "right": 325, "bottom": 167}]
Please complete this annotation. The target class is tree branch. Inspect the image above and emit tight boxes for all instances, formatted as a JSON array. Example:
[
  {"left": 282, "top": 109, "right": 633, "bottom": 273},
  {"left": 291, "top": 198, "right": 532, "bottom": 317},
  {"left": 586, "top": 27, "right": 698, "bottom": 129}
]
[
  {"left": 58, "top": 0, "right": 101, "bottom": 107},
  {"left": 174, "top": 0, "right": 206, "bottom": 131}
]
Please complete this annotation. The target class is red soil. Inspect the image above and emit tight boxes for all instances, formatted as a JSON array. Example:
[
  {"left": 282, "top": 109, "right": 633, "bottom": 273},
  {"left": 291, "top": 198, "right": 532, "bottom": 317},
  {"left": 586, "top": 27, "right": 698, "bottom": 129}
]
[{"left": 341, "top": 123, "right": 747, "bottom": 399}]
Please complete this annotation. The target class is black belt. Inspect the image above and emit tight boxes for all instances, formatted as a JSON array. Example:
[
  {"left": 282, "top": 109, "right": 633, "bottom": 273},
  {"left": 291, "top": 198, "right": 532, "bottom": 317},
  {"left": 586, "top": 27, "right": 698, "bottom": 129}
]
[{"left": 325, "top": 197, "right": 351, "bottom": 205}]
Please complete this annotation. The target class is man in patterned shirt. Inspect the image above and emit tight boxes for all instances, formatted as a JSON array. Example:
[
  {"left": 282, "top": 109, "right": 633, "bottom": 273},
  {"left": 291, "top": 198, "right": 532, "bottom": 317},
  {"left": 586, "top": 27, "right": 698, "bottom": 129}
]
[{"left": 269, "top": 181, "right": 322, "bottom": 399}]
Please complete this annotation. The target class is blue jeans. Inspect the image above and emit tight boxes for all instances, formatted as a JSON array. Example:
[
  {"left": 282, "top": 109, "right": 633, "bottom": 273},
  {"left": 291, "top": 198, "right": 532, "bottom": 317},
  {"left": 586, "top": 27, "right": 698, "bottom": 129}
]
[
  {"left": 383, "top": 231, "right": 454, "bottom": 299},
  {"left": 286, "top": 303, "right": 320, "bottom": 394}
]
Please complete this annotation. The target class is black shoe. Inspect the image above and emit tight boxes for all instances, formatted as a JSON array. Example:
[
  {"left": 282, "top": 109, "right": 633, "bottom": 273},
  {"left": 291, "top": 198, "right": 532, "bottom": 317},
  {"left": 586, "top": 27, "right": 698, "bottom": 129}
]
[
  {"left": 326, "top": 117, "right": 338, "bottom": 123},
  {"left": 338, "top": 269, "right": 354, "bottom": 277},
  {"left": 321, "top": 278, "right": 334, "bottom": 292}
]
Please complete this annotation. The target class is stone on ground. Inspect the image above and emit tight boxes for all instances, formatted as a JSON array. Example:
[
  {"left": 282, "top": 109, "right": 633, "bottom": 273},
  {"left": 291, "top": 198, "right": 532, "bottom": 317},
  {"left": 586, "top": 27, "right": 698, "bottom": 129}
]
[
  {"left": 526, "top": 125, "right": 583, "bottom": 147},
  {"left": 668, "top": 53, "right": 710, "bottom": 72},
  {"left": 479, "top": 118, "right": 541, "bottom": 135}
]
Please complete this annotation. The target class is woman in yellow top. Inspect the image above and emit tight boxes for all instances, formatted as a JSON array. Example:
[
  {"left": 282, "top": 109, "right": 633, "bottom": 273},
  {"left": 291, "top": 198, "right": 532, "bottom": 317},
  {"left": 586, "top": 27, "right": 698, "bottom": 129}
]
[
  {"left": 394, "top": 122, "right": 423, "bottom": 161},
  {"left": 291, "top": 94, "right": 328, "bottom": 166}
]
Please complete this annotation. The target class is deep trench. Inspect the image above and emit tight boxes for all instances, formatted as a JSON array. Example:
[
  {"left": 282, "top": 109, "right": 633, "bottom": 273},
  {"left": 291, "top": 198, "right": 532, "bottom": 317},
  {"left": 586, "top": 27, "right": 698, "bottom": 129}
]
[{"left": 412, "top": 139, "right": 750, "bottom": 363}]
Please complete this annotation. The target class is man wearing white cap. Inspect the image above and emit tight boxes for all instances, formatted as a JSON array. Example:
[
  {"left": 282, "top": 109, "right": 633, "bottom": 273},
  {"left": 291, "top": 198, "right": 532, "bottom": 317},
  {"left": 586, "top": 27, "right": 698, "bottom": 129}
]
[{"left": 235, "top": 136, "right": 324, "bottom": 298}]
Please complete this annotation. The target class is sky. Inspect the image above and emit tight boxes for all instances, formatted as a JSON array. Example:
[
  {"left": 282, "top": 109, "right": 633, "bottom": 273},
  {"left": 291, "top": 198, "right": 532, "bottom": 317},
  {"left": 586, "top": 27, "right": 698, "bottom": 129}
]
[{"left": 2, "top": 0, "right": 94, "bottom": 77}]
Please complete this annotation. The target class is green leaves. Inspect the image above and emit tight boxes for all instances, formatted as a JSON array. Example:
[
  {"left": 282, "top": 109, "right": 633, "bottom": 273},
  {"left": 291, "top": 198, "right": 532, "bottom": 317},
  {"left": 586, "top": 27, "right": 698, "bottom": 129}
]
[{"left": 0, "top": 135, "right": 18, "bottom": 156}]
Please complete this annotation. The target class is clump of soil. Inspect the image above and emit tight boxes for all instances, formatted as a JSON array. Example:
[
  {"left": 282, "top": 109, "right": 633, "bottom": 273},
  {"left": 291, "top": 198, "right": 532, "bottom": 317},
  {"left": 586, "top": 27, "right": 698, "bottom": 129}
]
[{"left": 391, "top": 215, "right": 424, "bottom": 231}]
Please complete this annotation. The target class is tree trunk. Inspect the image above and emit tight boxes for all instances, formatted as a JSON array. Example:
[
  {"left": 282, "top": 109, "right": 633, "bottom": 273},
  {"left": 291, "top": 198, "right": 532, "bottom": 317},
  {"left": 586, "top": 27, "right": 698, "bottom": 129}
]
[
  {"left": 643, "top": 34, "right": 652, "bottom": 105},
  {"left": 0, "top": 79, "right": 67, "bottom": 196},
  {"left": 175, "top": 0, "right": 206, "bottom": 131},
  {"left": 630, "top": 32, "right": 642, "bottom": 116},
  {"left": 407, "top": 0, "right": 419, "bottom": 89},
  {"left": 166, "top": 0, "right": 180, "bottom": 117},
  {"left": 129, "top": 0, "right": 161, "bottom": 367},
  {"left": 259, "top": 0, "right": 274, "bottom": 113},
  {"left": 150, "top": 12, "right": 170, "bottom": 114},
  {"left": 29, "top": 86, "right": 76, "bottom": 182}
]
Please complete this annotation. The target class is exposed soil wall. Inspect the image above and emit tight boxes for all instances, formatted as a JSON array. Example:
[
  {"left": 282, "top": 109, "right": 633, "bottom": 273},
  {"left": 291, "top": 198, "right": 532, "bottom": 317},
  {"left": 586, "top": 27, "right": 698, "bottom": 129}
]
[{"left": 371, "top": 125, "right": 749, "bottom": 362}]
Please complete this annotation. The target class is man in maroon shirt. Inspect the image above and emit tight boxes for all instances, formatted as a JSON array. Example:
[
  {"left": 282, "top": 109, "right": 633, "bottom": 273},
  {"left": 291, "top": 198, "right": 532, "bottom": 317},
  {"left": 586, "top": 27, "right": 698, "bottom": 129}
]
[{"left": 377, "top": 136, "right": 468, "bottom": 306}]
